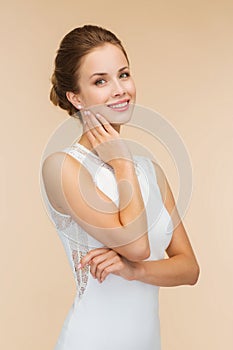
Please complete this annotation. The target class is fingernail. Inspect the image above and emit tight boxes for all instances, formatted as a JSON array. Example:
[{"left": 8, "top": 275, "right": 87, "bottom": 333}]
[
  {"left": 77, "top": 263, "right": 82, "bottom": 269},
  {"left": 77, "top": 104, "right": 82, "bottom": 110}
]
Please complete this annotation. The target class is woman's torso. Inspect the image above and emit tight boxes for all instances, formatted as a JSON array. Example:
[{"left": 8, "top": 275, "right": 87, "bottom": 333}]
[{"left": 41, "top": 142, "right": 174, "bottom": 350}]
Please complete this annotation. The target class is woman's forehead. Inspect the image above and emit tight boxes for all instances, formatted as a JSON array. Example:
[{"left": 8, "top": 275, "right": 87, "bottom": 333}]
[{"left": 80, "top": 44, "right": 128, "bottom": 74}]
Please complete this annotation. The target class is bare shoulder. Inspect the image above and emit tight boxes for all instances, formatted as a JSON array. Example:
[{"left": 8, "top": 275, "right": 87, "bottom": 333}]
[
  {"left": 42, "top": 151, "right": 78, "bottom": 215},
  {"left": 42, "top": 151, "right": 74, "bottom": 168},
  {"left": 42, "top": 152, "right": 150, "bottom": 260}
]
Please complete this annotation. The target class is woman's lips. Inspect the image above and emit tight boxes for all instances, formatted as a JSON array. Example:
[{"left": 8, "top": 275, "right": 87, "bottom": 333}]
[{"left": 107, "top": 99, "right": 130, "bottom": 112}]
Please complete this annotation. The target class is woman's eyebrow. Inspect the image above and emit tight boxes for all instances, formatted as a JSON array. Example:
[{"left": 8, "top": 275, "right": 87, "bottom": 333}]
[
  {"left": 118, "top": 66, "right": 129, "bottom": 72},
  {"left": 89, "top": 66, "right": 129, "bottom": 79}
]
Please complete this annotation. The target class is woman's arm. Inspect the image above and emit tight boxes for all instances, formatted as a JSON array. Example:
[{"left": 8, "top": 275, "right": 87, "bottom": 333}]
[
  {"left": 132, "top": 253, "right": 199, "bottom": 286},
  {"left": 128, "top": 161, "right": 200, "bottom": 286},
  {"left": 42, "top": 112, "right": 150, "bottom": 262},
  {"left": 81, "top": 161, "right": 200, "bottom": 286}
]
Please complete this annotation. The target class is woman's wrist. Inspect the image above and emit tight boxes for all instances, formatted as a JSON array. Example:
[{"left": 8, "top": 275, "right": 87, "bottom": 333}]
[
  {"left": 131, "top": 261, "right": 145, "bottom": 281},
  {"left": 109, "top": 157, "right": 134, "bottom": 170}
]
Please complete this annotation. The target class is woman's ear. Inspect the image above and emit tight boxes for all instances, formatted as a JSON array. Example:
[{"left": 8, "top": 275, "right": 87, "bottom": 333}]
[{"left": 66, "top": 91, "right": 83, "bottom": 110}]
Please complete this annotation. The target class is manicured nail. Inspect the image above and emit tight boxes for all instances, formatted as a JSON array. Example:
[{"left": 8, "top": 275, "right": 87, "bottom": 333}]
[{"left": 77, "top": 263, "right": 82, "bottom": 269}]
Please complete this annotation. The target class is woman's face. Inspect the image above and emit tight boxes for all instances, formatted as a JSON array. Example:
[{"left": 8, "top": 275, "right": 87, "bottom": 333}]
[{"left": 72, "top": 43, "right": 136, "bottom": 124}]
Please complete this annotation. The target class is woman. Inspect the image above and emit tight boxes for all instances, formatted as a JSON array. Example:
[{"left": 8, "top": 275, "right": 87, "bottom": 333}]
[{"left": 42, "top": 25, "right": 199, "bottom": 350}]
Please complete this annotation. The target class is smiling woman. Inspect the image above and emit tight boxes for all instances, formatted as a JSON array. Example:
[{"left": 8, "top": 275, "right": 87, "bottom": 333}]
[
  {"left": 42, "top": 24, "right": 199, "bottom": 350},
  {"left": 66, "top": 42, "right": 136, "bottom": 130}
]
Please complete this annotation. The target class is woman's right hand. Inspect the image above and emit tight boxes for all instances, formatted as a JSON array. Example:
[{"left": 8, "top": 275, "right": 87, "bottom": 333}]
[
  {"left": 82, "top": 110, "right": 132, "bottom": 167},
  {"left": 79, "top": 247, "right": 138, "bottom": 283}
]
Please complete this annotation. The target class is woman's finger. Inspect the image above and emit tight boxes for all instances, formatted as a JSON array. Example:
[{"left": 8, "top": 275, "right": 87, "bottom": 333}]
[
  {"left": 82, "top": 117, "right": 97, "bottom": 144},
  {"left": 89, "top": 250, "right": 118, "bottom": 279},
  {"left": 95, "top": 113, "right": 116, "bottom": 134},
  {"left": 99, "top": 261, "right": 121, "bottom": 282},
  {"left": 94, "top": 255, "right": 120, "bottom": 281},
  {"left": 83, "top": 113, "right": 103, "bottom": 148},
  {"left": 89, "top": 255, "right": 108, "bottom": 278},
  {"left": 80, "top": 248, "right": 110, "bottom": 267},
  {"left": 85, "top": 113, "right": 100, "bottom": 137},
  {"left": 85, "top": 110, "right": 107, "bottom": 137}
]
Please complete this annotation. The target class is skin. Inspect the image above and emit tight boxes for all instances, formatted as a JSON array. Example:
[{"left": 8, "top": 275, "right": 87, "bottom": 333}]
[
  {"left": 79, "top": 170, "right": 200, "bottom": 286},
  {"left": 66, "top": 43, "right": 200, "bottom": 286},
  {"left": 67, "top": 43, "right": 136, "bottom": 146}
]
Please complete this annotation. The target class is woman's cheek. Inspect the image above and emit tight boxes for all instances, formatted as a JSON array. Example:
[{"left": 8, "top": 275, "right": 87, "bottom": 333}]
[
  {"left": 128, "top": 81, "right": 136, "bottom": 96},
  {"left": 90, "top": 90, "right": 110, "bottom": 106}
]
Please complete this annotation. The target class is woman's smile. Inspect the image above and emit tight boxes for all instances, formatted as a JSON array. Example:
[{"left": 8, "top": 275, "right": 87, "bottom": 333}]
[
  {"left": 107, "top": 98, "right": 130, "bottom": 111},
  {"left": 69, "top": 43, "right": 136, "bottom": 124}
]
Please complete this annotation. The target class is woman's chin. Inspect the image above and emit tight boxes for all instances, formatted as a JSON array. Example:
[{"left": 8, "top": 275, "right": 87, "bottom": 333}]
[{"left": 87, "top": 102, "right": 135, "bottom": 125}]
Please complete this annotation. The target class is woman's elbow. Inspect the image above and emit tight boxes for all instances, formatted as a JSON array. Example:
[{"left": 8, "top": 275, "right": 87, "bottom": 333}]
[
  {"left": 189, "top": 262, "right": 200, "bottom": 285},
  {"left": 127, "top": 245, "right": 151, "bottom": 262},
  {"left": 114, "top": 235, "right": 151, "bottom": 262}
]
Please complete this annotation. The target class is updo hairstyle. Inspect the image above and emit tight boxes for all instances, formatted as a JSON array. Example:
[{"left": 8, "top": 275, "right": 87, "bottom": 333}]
[{"left": 50, "top": 24, "right": 129, "bottom": 119}]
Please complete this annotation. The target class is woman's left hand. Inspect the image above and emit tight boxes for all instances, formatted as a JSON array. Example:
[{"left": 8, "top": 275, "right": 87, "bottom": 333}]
[{"left": 79, "top": 248, "right": 138, "bottom": 283}]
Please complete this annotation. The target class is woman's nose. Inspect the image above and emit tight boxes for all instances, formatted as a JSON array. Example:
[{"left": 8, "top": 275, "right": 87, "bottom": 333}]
[{"left": 111, "top": 79, "right": 126, "bottom": 97}]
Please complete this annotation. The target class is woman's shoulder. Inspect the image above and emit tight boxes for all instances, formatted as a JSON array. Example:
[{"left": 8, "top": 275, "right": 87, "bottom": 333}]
[
  {"left": 42, "top": 149, "right": 76, "bottom": 163},
  {"left": 42, "top": 150, "right": 84, "bottom": 175},
  {"left": 42, "top": 151, "right": 81, "bottom": 215}
]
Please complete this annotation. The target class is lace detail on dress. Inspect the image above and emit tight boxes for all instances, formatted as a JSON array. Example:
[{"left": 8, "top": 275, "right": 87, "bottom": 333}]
[
  {"left": 66, "top": 222, "right": 90, "bottom": 299},
  {"left": 71, "top": 246, "right": 90, "bottom": 299},
  {"left": 65, "top": 144, "right": 116, "bottom": 173},
  {"left": 47, "top": 204, "right": 73, "bottom": 230},
  {"left": 43, "top": 144, "right": 141, "bottom": 300},
  {"left": 65, "top": 143, "right": 140, "bottom": 175},
  {"left": 46, "top": 193, "right": 90, "bottom": 299}
]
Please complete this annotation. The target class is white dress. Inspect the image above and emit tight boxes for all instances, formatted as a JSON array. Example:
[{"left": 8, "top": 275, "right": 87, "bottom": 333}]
[{"left": 42, "top": 142, "right": 174, "bottom": 350}]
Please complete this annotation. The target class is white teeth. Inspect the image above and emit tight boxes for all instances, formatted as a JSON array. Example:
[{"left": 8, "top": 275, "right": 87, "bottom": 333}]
[{"left": 110, "top": 101, "right": 128, "bottom": 109}]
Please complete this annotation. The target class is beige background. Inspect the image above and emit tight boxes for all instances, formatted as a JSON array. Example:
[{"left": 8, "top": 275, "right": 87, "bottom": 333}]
[{"left": 1, "top": 1, "right": 232, "bottom": 349}]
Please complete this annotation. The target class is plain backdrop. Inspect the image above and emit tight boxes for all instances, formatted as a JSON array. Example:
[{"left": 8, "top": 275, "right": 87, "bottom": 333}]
[{"left": 1, "top": 1, "right": 232, "bottom": 349}]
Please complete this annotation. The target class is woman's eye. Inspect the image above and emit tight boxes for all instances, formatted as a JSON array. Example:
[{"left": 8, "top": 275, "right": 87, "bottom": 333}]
[
  {"left": 120, "top": 72, "right": 130, "bottom": 78},
  {"left": 95, "top": 79, "right": 106, "bottom": 86}
]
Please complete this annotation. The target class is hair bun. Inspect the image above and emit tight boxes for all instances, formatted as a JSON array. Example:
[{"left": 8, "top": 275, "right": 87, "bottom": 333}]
[{"left": 50, "top": 85, "right": 59, "bottom": 106}]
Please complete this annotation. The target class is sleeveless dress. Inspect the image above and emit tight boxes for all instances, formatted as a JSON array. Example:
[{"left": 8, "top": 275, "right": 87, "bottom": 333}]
[{"left": 41, "top": 142, "right": 174, "bottom": 350}]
